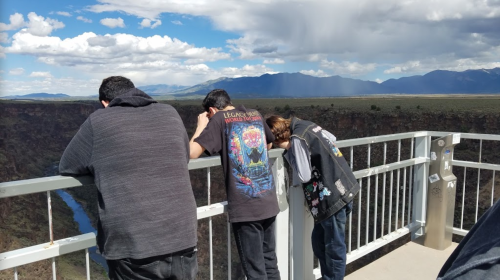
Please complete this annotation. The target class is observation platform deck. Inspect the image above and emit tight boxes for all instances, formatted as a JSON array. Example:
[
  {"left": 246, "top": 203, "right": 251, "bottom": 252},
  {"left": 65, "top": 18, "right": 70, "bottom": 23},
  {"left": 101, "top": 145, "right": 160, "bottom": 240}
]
[{"left": 346, "top": 239, "right": 458, "bottom": 280}]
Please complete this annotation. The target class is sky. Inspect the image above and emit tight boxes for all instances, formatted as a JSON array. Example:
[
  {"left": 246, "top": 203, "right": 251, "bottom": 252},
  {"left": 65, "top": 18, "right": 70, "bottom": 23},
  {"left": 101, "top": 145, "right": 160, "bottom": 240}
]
[{"left": 0, "top": 0, "right": 499, "bottom": 96}]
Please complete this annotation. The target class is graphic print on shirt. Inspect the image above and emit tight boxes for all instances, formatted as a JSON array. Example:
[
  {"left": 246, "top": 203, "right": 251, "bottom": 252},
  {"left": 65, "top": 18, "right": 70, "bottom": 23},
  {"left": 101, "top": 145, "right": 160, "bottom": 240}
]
[
  {"left": 227, "top": 120, "right": 273, "bottom": 198},
  {"left": 304, "top": 166, "right": 331, "bottom": 217},
  {"left": 321, "top": 130, "right": 343, "bottom": 157}
]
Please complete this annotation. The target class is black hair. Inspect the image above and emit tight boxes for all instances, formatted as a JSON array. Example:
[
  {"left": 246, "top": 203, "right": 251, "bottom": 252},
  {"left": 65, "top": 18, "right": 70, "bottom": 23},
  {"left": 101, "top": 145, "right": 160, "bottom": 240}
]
[
  {"left": 98, "top": 76, "right": 135, "bottom": 102},
  {"left": 202, "top": 89, "right": 232, "bottom": 112}
]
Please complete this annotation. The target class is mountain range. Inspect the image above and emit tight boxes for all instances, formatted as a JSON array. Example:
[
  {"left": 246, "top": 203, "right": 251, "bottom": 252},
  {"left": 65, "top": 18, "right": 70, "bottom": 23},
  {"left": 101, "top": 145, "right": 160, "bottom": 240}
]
[
  {"left": 2, "top": 68, "right": 499, "bottom": 100},
  {"left": 2, "top": 93, "right": 71, "bottom": 99},
  {"left": 137, "top": 84, "right": 188, "bottom": 95}
]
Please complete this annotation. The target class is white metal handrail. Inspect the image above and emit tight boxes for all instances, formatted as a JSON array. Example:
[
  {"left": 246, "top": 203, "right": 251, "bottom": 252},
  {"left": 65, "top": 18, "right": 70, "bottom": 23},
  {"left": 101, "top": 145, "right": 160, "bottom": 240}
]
[
  {"left": 1, "top": 131, "right": 499, "bottom": 280},
  {"left": 0, "top": 149, "right": 287, "bottom": 280}
]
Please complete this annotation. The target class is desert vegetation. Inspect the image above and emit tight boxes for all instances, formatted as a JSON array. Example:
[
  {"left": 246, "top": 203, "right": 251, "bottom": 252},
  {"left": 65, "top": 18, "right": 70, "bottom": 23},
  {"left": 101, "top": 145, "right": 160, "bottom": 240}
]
[{"left": 1, "top": 95, "right": 500, "bottom": 279}]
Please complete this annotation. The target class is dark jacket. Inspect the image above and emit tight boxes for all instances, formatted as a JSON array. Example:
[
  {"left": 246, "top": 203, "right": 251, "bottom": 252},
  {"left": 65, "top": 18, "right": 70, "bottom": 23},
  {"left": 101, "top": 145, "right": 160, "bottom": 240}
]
[
  {"left": 59, "top": 88, "right": 197, "bottom": 260},
  {"left": 290, "top": 117, "right": 360, "bottom": 223},
  {"left": 437, "top": 199, "right": 500, "bottom": 280}
]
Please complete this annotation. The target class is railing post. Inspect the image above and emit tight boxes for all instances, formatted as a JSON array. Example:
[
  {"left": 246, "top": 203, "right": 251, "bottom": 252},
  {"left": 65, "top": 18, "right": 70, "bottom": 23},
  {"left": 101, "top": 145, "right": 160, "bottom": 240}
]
[
  {"left": 271, "top": 154, "right": 290, "bottom": 280},
  {"left": 411, "top": 134, "right": 430, "bottom": 240},
  {"left": 289, "top": 179, "right": 315, "bottom": 279}
]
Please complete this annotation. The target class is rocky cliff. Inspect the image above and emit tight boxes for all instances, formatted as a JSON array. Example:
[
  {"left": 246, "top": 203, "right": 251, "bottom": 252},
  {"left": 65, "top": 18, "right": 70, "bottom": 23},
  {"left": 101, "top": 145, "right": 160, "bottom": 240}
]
[{"left": 1, "top": 99, "right": 499, "bottom": 279}]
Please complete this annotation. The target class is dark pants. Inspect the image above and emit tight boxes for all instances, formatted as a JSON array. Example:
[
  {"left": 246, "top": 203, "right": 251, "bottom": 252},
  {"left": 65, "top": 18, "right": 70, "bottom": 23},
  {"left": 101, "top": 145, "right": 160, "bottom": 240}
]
[
  {"left": 311, "top": 202, "right": 352, "bottom": 280},
  {"left": 232, "top": 216, "right": 281, "bottom": 280},
  {"left": 106, "top": 247, "right": 198, "bottom": 280}
]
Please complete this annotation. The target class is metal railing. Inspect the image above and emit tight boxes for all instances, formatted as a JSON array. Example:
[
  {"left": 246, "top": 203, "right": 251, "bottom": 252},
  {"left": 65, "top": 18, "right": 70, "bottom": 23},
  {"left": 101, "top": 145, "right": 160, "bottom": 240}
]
[
  {"left": 427, "top": 132, "right": 500, "bottom": 237},
  {"left": 292, "top": 131, "right": 429, "bottom": 279},
  {"left": 1, "top": 131, "right": 499, "bottom": 280}
]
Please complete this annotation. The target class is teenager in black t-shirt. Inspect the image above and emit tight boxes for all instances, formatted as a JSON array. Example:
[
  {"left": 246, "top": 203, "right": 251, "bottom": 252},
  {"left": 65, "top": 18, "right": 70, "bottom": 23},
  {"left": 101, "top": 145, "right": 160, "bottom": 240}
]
[{"left": 189, "top": 89, "right": 280, "bottom": 280}]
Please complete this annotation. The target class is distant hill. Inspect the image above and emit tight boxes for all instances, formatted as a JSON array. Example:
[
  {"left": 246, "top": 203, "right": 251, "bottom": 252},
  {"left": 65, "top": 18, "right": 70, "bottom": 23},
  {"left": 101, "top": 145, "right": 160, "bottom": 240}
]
[
  {"left": 172, "top": 73, "right": 387, "bottom": 98},
  {"left": 171, "top": 67, "right": 500, "bottom": 98},
  {"left": 4, "top": 68, "right": 499, "bottom": 100},
  {"left": 137, "top": 84, "right": 188, "bottom": 95},
  {"left": 1, "top": 93, "right": 71, "bottom": 99},
  {"left": 381, "top": 68, "right": 500, "bottom": 94}
]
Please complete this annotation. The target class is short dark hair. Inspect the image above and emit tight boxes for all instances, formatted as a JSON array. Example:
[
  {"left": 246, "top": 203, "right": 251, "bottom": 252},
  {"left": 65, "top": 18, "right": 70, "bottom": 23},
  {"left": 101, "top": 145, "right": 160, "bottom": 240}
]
[
  {"left": 99, "top": 76, "right": 135, "bottom": 102},
  {"left": 202, "top": 89, "right": 232, "bottom": 112}
]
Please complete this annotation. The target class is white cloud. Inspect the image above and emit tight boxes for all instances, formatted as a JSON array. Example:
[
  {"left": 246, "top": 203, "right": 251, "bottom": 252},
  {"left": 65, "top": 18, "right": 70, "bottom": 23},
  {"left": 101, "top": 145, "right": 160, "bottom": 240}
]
[
  {"left": 4, "top": 31, "right": 233, "bottom": 87},
  {"left": 151, "top": 20, "right": 162, "bottom": 28},
  {"left": 139, "top": 19, "right": 162, "bottom": 29},
  {"left": 25, "top": 12, "right": 65, "bottom": 36},
  {"left": 87, "top": 0, "right": 500, "bottom": 74},
  {"left": 300, "top": 69, "right": 329, "bottom": 77},
  {"left": 29, "top": 71, "right": 53, "bottom": 78},
  {"left": 384, "top": 57, "right": 500, "bottom": 75},
  {"left": 384, "top": 61, "right": 421, "bottom": 74},
  {"left": 0, "top": 32, "right": 9, "bottom": 43},
  {"left": 100, "top": 17, "right": 125, "bottom": 28},
  {"left": 320, "top": 60, "right": 377, "bottom": 76},
  {"left": 263, "top": 58, "right": 284, "bottom": 64},
  {"left": 374, "top": 78, "right": 383, "bottom": 84},
  {"left": 6, "top": 32, "right": 230, "bottom": 64},
  {"left": 139, "top": 19, "right": 151, "bottom": 28},
  {"left": 171, "top": 20, "right": 183, "bottom": 25},
  {"left": 1, "top": 63, "right": 276, "bottom": 95},
  {"left": 56, "top": 12, "right": 72, "bottom": 17},
  {"left": 0, "top": 77, "right": 102, "bottom": 96},
  {"left": 77, "top": 16, "right": 92, "bottom": 23},
  {"left": 9, "top": 68, "right": 25, "bottom": 75},
  {"left": 218, "top": 64, "right": 276, "bottom": 78},
  {"left": 0, "top": 13, "right": 26, "bottom": 31}
]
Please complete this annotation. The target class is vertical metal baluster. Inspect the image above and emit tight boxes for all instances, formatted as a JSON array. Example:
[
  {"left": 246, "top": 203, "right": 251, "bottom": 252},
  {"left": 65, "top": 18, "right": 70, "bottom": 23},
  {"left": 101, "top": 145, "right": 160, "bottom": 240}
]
[
  {"left": 207, "top": 167, "right": 213, "bottom": 280},
  {"left": 348, "top": 146, "right": 353, "bottom": 253},
  {"left": 47, "top": 191, "right": 54, "bottom": 244},
  {"left": 402, "top": 167, "right": 407, "bottom": 227},
  {"left": 227, "top": 215, "right": 231, "bottom": 280},
  {"left": 374, "top": 174, "right": 378, "bottom": 241},
  {"left": 14, "top": 267, "right": 18, "bottom": 280},
  {"left": 350, "top": 146, "right": 354, "bottom": 170},
  {"left": 86, "top": 248, "right": 90, "bottom": 280},
  {"left": 381, "top": 142, "right": 387, "bottom": 236},
  {"left": 407, "top": 138, "right": 414, "bottom": 227},
  {"left": 47, "top": 191, "right": 56, "bottom": 280},
  {"left": 348, "top": 207, "right": 352, "bottom": 254},
  {"left": 395, "top": 140, "right": 401, "bottom": 230},
  {"left": 461, "top": 167, "right": 467, "bottom": 229},
  {"left": 492, "top": 170, "right": 496, "bottom": 206},
  {"left": 366, "top": 144, "right": 371, "bottom": 245},
  {"left": 475, "top": 140, "right": 482, "bottom": 223},
  {"left": 52, "top": 258, "right": 56, "bottom": 280},
  {"left": 357, "top": 179, "right": 362, "bottom": 249},
  {"left": 388, "top": 171, "right": 393, "bottom": 234}
]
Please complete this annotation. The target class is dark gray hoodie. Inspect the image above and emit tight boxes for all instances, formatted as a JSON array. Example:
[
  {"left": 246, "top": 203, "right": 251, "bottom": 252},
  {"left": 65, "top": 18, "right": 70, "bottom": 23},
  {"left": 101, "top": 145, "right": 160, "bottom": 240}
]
[{"left": 60, "top": 88, "right": 197, "bottom": 260}]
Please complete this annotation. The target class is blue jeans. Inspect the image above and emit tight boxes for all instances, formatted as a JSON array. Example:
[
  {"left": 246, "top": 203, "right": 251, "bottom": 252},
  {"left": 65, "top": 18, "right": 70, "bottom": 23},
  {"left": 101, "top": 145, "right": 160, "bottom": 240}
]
[
  {"left": 106, "top": 247, "right": 198, "bottom": 280},
  {"left": 232, "top": 216, "right": 281, "bottom": 280},
  {"left": 311, "top": 202, "right": 352, "bottom": 280}
]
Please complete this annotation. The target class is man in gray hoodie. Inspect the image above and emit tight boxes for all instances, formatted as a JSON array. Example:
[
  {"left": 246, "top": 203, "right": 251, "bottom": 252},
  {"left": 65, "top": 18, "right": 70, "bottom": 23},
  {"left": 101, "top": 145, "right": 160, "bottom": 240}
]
[{"left": 60, "top": 76, "right": 198, "bottom": 280}]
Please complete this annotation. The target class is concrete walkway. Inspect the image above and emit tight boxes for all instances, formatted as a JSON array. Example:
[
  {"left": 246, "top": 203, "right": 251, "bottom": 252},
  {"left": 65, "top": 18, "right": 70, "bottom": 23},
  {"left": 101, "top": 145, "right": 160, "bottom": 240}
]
[{"left": 345, "top": 241, "right": 458, "bottom": 280}]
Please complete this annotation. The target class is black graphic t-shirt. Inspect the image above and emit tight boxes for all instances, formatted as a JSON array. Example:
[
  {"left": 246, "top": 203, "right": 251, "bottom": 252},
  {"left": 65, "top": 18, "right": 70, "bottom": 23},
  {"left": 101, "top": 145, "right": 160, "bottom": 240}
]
[{"left": 195, "top": 105, "right": 279, "bottom": 222}]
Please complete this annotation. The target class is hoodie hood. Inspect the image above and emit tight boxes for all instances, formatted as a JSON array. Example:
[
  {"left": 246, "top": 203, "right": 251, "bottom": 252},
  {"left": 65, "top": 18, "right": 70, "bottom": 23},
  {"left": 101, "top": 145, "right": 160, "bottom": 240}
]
[{"left": 108, "top": 88, "right": 157, "bottom": 108}]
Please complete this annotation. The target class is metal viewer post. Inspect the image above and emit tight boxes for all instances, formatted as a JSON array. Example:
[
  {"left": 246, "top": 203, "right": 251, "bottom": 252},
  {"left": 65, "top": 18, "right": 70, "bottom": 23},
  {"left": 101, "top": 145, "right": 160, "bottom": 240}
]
[{"left": 424, "top": 133, "right": 461, "bottom": 250}]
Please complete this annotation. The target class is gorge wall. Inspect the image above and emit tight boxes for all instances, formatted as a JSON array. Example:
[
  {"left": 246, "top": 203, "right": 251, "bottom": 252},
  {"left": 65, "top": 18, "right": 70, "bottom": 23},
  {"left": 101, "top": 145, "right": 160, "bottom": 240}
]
[{"left": 1, "top": 100, "right": 499, "bottom": 279}]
